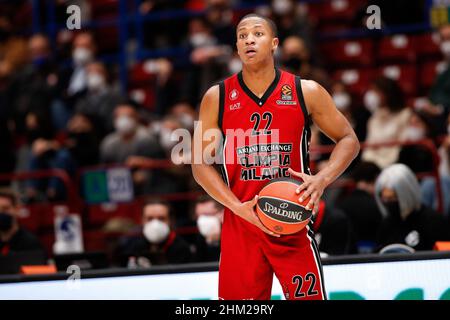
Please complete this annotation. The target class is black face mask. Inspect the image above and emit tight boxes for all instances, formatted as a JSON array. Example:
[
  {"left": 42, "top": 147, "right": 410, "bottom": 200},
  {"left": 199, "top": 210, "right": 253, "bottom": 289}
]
[
  {"left": 383, "top": 201, "right": 401, "bottom": 219},
  {"left": 0, "top": 212, "right": 13, "bottom": 232},
  {"left": 283, "top": 57, "right": 303, "bottom": 71}
]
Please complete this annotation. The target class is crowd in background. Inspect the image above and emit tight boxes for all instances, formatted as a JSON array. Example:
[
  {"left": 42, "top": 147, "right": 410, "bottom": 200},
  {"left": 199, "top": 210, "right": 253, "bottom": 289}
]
[{"left": 1, "top": 0, "right": 450, "bottom": 270}]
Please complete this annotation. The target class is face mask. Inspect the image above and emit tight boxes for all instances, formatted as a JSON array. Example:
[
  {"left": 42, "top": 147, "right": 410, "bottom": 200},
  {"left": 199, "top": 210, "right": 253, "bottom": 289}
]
[
  {"left": 72, "top": 47, "right": 93, "bottom": 66},
  {"left": 228, "top": 58, "right": 242, "bottom": 74},
  {"left": 332, "top": 92, "right": 351, "bottom": 111},
  {"left": 177, "top": 113, "right": 195, "bottom": 131},
  {"left": 0, "top": 212, "right": 13, "bottom": 232},
  {"left": 143, "top": 219, "right": 170, "bottom": 244},
  {"left": 86, "top": 73, "right": 105, "bottom": 91},
  {"left": 197, "top": 215, "right": 221, "bottom": 238},
  {"left": 403, "top": 126, "right": 425, "bottom": 141},
  {"left": 364, "top": 90, "right": 381, "bottom": 113},
  {"left": 159, "top": 128, "right": 177, "bottom": 151},
  {"left": 273, "top": 0, "right": 293, "bottom": 15},
  {"left": 382, "top": 201, "right": 401, "bottom": 220},
  {"left": 283, "top": 56, "right": 302, "bottom": 71},
  {"left": 114, "top": 115, "right": 136, "bottom": 135},
  {"left": 440, "top": 40, "right": 450, "bottom": 59},
  {"left": 189, "top": 33, "right": 211, "bottom": 47}
]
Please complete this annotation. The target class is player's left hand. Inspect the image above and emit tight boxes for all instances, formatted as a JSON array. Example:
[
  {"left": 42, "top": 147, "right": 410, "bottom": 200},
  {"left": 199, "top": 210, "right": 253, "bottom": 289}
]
[{"left": 287, "top": 168, "right": 327, "bottom": 215}]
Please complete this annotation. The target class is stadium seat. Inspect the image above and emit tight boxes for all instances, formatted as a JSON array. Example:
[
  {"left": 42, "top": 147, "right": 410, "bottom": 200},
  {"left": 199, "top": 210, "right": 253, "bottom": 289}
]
[
  {"left": 306, "top": 0, "right": 366, "bottom": 24},
  {"left": 378, "top": 34, "right": 416, "bottom": 63},
  {"left": 413, "top": 32, "right": 442, "bottom": 60},
  {"left": 333, "top": 68, "right": 376, "bottom": 97},
  {"left": 84, "top": 230, "right": 108, "bottom": 252},
  {"left": 320, "top": 38, "right": 375, "bottom": 68},
  {"left": 17, "top": 205, "right": 41, "bottom": 233},
  {"left": 378, "top": 64, "right": 417, "bottom": 97},
  {"left": 87, "top": 201, "right": 141, "bottom": 226}
]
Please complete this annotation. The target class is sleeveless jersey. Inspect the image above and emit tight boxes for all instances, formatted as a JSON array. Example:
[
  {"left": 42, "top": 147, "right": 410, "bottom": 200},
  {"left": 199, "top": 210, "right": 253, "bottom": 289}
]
[{"left": 218, "top": 68, "right": 311, "bottom": 203}]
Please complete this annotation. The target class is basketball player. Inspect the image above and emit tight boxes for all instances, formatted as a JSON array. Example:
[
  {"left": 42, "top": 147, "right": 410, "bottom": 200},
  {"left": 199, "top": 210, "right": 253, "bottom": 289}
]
[{"left": 191, "top": 14, "right": 360, "bottom": 300}]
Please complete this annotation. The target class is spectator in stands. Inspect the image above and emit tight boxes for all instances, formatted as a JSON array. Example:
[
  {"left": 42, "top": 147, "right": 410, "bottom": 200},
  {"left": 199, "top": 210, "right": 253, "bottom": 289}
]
[
  {"left": 338, "top": 161, "right": 383, "bottom": 253},
  {"left": 374, "top": 164, "right": 450, "bottom": 251},
  {"left": 59, "top": 31, "right": 97, "bottom": 110},
  {"left": 6, "top": 33, "right": 57, "bottom": 135},
  {"left": 65, "top": 112, "right": 100, "bottom": 167},
  {"left": 397, "top": 110, "right": 435, "bottom": 174},
  {"left": 74, "top": 61, "right": 121, "bottom": 136},
  {"left": 115, "top": 199, "right": 193, "bottom": 267},
  {"left": 361, "top": 76, "right": 412, "bottom": 168},
  {"left": 0, "top": 15, "right": 28, "bottom": 82},
  {"left": 313, "top": 200, "right": 356, "bottom": 256},
  {"left": 100, "top": 101, "right": 162, "bottom": 164},
  {"left": 280, "top": 35, "right": 332, "bottom": 91},
  {"left": 19, "top": 110, "right": 76, "bottom": 202},
  {"left": 181, "top": 17, "right": 232, "bottom": 106},
  {"left": 421, "top": 113, "right": 450, "bottom": 216},
  {"left": 101, "top": 101, "right": 165, "bottom": 195},
  {"left": 416, "top": 24, "right": 450, "bottom": 135},
  {"left": 205, "top": 0, "right": 235, "bottom": 47},
  {"left": 269, "top": 0, "right": 315, "bottom": 49},
  {"left": 0, "top": 189, "right": 44, "bottom": 256},
  {"left": 192, "top": 195, "right": 223, "bottom": 262}
]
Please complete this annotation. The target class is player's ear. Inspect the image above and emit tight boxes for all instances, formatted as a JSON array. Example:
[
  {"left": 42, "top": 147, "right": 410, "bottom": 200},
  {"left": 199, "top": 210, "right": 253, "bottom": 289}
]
[{"left": 272, "top": 37, "right": 279, "bottom": 53}]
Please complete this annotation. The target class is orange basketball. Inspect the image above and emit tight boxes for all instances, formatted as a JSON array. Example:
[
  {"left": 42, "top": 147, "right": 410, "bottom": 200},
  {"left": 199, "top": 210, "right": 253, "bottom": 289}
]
[{"left": 256, "top": 177, "right": 312, "bottom": 235}]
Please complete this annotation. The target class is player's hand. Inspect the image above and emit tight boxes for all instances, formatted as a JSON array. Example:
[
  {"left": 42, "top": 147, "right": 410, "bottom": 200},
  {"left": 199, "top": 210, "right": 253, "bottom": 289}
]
[
  {"left": 233, "top": 195, "right": 280, "bottom": 237},
  {"left": 288, "top": 168, "right": 327, "bottom": 215}
]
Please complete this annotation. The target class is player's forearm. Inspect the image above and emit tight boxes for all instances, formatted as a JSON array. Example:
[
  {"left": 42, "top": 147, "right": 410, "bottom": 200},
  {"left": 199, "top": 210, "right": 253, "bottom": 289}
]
[
  {"left": 191, "top": 164, "right": 242, "bottom": 212},
  {"left": 316, "top": 134, "right": 360, "bottom": 186}
]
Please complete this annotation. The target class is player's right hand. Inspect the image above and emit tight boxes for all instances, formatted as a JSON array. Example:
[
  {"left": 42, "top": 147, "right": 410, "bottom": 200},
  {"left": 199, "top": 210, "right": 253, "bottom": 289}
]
[{"left": 233, "top": 195, "right": 281, "bottom": 237}]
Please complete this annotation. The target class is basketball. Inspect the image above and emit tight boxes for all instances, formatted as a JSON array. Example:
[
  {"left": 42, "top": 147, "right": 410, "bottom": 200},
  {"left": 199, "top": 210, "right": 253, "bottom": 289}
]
[{"left": 256, "top": 177, "right": 313, "bottom": 235}]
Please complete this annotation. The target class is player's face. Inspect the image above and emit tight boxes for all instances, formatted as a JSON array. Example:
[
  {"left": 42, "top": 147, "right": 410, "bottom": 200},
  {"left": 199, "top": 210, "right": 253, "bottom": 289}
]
[{"left": 236, "top": 17, "right": 278, "bottom": 65}]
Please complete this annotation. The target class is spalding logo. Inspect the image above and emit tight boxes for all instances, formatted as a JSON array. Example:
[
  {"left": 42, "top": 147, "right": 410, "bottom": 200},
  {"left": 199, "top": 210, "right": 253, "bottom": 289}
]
[
  {"left": 258, "top": 197, "right": 312, "bottom": 223},
  {"left": 280, "top": 202, "right": 289, "bottom": 209}
]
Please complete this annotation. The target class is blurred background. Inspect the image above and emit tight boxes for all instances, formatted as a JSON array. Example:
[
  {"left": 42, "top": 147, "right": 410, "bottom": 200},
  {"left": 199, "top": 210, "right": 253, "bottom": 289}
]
[{"left": 1, "top": 0, "right": 450, "bottom": 276}]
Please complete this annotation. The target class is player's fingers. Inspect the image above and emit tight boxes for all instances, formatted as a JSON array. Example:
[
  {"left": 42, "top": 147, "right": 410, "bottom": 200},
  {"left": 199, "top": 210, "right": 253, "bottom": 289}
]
[
  {"left": 312, "top": 197, "right": 321, "bottom": 216},
  {"left": 250, "top": 194, "right": 259, "bottom": 207},
  {"left": 305, "top": 191, "right": 319, "bottom": 211},
  {"left": 295, "top": 181, "right": 309, "bottom": 194},
  {"left": 287, "top": 168, "right": 302, "bottom": 178},
  {"left": 299, "top": 185, "right": 314, "bottom": 203}
]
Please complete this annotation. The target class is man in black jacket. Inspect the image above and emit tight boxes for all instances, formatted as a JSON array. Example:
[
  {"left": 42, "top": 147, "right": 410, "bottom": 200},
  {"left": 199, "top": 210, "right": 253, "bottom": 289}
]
[
  {"left": 116, "top": 199, "right": 192, "bottom": 267},
  {"left": 0, "top": 189, "right": 44, "bottom": 256}
]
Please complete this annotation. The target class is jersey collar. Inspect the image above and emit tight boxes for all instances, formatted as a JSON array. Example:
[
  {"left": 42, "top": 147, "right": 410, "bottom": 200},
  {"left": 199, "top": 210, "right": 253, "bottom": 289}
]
[{"left": 237, "top": 68, "right": 281, "bottom": 107}]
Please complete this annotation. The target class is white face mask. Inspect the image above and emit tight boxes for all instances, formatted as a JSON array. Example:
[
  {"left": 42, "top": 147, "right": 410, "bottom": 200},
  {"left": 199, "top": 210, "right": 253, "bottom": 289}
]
[
  {"left": 332, "top": 92, "right": 351, "bottom": 111},
  {"left": 197, "top": 215, "right": 221, "bottom": 238},
  {"left": 189, "top": 33, "right": 211, "bottom": 47},
  {"left": 159, "top": 128, "right": 177, "bottom": 151},
  {"left": 364, "top": 90, "right": 381, "bottom": 113},
  {"left": 86, "top": 73, "right": 105, "bottom": 91},
  {"left": 143, "top": 219, "right": 170, "bottom": 244},
  {"left": 228, "top": 57, "right": 242, "bottom": 74},
  {"left": 273, "top": 0, "right": 293, "bottom": 15},
  {"left": 72, "top": 47, "right": 93, "bottom": 66},
  {"left": 177, "top": 113, "right": 195, "bottom": 131},
  {"left": 114, "top": 115, "right": 137, "bottom": 135},
  {"left": 404, "top": 126, "right": 425, "bottom": 141},
  {"left": 440, "top": 40, "right": 450, "bottom": 59}
]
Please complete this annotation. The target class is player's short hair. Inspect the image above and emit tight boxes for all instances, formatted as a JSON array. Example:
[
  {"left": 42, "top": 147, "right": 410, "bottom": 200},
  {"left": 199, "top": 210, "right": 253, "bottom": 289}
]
[
  {"left": 237, "top": 13, "right": 278, "bottom": 37},
  {"left": 195, "top": 195, "right": 223, "bottom": 211}
]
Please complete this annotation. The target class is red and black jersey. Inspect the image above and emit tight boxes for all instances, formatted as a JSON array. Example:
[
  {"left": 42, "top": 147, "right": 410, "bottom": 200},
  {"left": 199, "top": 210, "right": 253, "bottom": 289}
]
[{"left": 218, "top": 68, "right": 311, "bottom": 203}]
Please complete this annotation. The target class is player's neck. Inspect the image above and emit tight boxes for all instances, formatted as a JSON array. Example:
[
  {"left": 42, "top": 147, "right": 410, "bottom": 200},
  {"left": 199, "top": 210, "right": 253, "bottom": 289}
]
[{"left": 241, "top": 62, "right": 276, "bottom": 98}]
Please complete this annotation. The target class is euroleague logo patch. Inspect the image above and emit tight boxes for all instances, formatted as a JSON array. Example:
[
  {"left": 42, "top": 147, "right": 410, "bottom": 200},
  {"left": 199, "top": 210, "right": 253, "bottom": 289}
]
[{"left": 276, "top": 84, "right": 297, "bottom": 106}]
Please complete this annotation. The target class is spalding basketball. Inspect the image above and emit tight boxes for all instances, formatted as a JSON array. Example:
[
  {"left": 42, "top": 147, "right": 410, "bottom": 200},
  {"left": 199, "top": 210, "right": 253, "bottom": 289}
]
[{"left": 256, "top": 177, "right": 312, "bottom": 235}]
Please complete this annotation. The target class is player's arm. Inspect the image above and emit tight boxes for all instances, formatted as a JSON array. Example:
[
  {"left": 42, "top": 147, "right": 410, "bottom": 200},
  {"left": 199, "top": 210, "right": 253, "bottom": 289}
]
[
  {"left": 191, "top": 85, "right": 279, "bottom": 237},
  {"left": 288, "top": 80, "right": 360, "bottom": 213}
]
